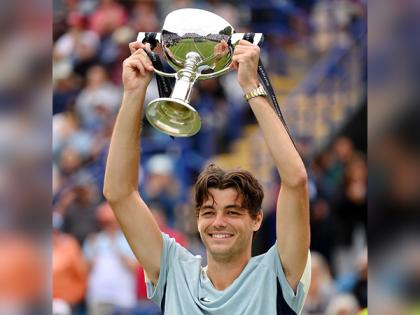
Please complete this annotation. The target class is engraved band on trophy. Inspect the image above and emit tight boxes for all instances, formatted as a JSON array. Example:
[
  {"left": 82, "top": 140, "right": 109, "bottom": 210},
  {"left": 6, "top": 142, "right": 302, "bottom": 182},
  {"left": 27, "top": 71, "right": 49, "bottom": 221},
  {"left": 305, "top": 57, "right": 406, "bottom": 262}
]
[{"left": 137, "top": 8, "right": 263, "bottom": 137}]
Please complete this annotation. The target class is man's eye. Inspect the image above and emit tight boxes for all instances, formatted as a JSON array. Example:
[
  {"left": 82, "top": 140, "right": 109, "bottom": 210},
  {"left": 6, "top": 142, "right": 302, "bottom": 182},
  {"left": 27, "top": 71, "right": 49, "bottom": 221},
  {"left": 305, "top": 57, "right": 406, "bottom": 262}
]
[
  {"left": 201, "top": 211, "right": 214, "bottom": 216},
  {"left": 227, "top": 211, "right": 241, "bottom": 216}
]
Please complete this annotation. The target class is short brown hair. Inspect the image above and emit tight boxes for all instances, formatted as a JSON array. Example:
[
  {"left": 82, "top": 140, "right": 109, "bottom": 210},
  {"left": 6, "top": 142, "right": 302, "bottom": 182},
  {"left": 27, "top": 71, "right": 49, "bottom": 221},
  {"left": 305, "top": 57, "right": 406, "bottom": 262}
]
[{"left": 194, "top": 164, "right": 264, "bottom": 218}]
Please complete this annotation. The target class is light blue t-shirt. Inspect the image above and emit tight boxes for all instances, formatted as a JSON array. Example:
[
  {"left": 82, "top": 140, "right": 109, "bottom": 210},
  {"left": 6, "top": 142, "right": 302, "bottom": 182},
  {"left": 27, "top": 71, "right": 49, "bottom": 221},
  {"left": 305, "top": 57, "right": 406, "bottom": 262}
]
[{"left": 147, "top": 233, "right": 311, "bottom": 315}]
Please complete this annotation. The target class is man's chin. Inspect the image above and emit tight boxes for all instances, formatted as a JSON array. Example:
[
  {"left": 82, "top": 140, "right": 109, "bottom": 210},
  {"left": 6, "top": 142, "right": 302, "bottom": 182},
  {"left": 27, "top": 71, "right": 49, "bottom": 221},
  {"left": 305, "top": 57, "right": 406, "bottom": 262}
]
[
  {"left": 208, "top": 249, "right": 233, "bottom": 261},
  {"left": 207, "top": 243, "right": 235, "bottom": 259}
]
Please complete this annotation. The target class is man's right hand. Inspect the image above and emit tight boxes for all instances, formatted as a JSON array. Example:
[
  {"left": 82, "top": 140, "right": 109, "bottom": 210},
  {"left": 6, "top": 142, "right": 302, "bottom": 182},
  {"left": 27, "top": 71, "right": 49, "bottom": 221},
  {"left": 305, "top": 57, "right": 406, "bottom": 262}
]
[{"left": 122, "top": 42, "right": 154, "bottom": 92}]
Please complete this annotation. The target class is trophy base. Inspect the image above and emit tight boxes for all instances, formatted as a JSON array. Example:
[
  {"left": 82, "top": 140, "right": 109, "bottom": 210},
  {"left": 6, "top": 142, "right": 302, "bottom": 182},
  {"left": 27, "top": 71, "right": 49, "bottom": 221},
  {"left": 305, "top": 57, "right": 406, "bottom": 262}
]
[{"left": 145, "top": 98, "right": 201, "bottom": 137}]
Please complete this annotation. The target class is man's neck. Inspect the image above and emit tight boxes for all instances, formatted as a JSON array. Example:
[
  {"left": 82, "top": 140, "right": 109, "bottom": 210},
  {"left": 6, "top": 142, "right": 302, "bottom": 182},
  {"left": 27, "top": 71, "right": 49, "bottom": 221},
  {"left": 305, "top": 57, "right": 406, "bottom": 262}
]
[{"left": 206, "top": 250, "right": 251, "bottom": 291}]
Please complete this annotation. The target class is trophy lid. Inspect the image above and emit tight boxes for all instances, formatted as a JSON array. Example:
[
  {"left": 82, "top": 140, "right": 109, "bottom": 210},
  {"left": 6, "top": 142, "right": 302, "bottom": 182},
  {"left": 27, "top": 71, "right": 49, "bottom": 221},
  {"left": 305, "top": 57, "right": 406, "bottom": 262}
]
[{"left": 160, "top": 8, "right": 235, "bottom": 73}]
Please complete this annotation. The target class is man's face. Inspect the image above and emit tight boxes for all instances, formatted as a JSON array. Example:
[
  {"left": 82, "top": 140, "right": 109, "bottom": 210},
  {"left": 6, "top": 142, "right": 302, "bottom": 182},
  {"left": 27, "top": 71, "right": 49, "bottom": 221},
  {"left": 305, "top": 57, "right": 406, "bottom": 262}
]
[{"left": 197, "top": 188, "right": 262, "bottom": 262}]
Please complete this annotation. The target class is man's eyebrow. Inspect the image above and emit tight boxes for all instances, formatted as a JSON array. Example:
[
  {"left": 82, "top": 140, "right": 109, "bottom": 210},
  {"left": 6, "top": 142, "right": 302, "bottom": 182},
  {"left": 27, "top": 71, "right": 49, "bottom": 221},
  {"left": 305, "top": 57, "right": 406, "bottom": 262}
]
[
  {"left": 200, "top": 205, "right": 215, "bottom": 210},
  {"left": 224, "top": 204, "right": 245, "bottom": 210}
]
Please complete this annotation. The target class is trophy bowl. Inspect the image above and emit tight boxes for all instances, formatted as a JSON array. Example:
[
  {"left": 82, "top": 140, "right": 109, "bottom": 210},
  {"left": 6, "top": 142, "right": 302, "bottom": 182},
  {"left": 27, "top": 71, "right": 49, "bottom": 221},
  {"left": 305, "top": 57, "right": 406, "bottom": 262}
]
[{"left": 160, "top": 8, "right": 234, "bottom": 74}]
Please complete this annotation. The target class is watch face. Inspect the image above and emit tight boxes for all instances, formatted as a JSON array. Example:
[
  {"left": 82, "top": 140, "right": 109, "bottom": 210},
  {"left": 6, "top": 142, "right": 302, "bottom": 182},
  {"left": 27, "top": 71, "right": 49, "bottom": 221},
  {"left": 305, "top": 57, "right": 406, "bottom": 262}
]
[{"left": 256, "top": 85, "right": 266, "bottom": 96}]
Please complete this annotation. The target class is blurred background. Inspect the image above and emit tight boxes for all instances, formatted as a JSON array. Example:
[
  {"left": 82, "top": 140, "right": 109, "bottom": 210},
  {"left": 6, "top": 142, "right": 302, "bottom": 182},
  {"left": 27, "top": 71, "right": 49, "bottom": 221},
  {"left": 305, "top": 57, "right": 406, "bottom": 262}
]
[{"left": 368, "top": 0, "right": 420, "bottom": 315}]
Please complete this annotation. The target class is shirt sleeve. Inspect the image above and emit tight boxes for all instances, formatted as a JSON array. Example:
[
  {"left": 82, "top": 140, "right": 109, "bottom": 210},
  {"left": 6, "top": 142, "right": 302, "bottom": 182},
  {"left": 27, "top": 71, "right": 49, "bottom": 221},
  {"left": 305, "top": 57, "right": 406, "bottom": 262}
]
[
  {"left": 146, "top": 233, "right": 176, "bottom": 305},
  {"left": 268, "top": 243, "right": 311, "bottom": 314}
]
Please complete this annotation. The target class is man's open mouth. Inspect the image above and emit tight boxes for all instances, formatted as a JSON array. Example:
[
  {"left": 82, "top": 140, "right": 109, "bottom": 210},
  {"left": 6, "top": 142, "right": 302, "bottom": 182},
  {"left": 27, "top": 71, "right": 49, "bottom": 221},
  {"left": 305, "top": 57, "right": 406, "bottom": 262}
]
[{"left": 209, "top": 233, "right": 233, "bottom": 239}]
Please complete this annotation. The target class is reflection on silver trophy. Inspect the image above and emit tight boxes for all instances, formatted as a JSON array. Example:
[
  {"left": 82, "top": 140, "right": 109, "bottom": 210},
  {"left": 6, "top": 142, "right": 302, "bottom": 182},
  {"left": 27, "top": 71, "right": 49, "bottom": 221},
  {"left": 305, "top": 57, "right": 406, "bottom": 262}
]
[{"left": 137, "top": 8, "right": 262, "bottom": 137}]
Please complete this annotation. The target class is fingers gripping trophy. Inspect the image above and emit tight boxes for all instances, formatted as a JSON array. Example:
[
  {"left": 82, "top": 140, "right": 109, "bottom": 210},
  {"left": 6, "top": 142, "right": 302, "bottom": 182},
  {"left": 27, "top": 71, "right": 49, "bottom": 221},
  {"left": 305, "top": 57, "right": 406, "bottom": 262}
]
[{"left": 137, "top": 8, "right": 264, "bottom": 137}]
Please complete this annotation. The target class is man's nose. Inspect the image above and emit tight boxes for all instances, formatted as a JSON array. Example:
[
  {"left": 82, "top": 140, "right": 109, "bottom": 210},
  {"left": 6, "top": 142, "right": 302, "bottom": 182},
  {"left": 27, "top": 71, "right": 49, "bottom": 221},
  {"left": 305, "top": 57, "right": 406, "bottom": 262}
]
[{"left": 212, "top": 212, "right": 227, "bottom": 227}]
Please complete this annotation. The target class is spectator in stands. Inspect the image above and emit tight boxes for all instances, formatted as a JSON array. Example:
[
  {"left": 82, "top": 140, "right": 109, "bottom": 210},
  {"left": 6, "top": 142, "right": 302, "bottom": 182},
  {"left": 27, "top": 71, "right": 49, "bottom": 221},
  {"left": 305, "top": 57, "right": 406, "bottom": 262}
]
[
  {"left": 88, "top": 0, "right": 127, "bottom": 38},
  {"left": 309, "top": 198, "right": 335, "bottom": 265},
  {"left": 325, "top": 294, "right": 359, "bottom": 315},
  {"left": 54, "top": 11, "right": 100, "bottom": 77},
  {"left": 201, "top": 0, "right": 243, "bottom": 34},
  {"left": 57, "top": 146, "right": 84, "bottom": 180},
  {"left": 311, "top": 137, "right": 366, "bottom": 277},
  {"left": 334, "top": 146, "right": 367, "bottom": 276},
  {"left": 75, "top": 64, "right": 121, "bottom": 131},
  {"left": 52, "top": 211, "right": 88, "bottom": 313},
  {"left": 336, "top": 248, "right": 367, "bottom": 309},
  {"left": 83, "top": 202, "right": 138, "bottom": 315},
  {"left": 57, "top": 171, "right": 101, "bottom": 245},
  {"left": 53, "top": 112, "right": 94, "bottom": 165},
  {"left": 303, "top": 252, "right": 336, "bottom": 315},
  {"left": 53, "top": 63, "right": 81, "bottom": 115},
  {"left": 140, "top": 154, "right": 181, "bottom": 227},
  {"left": 334, "top": 136, "right": 357, "bottom": 180},
  {"left": 129, "top": 1, "right": 159, "bottom": 33}
]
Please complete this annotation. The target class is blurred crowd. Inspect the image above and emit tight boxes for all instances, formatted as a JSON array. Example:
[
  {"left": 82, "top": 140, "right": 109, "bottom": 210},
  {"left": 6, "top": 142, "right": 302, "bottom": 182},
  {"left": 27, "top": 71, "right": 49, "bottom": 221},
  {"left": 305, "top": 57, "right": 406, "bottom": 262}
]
[{"left": 52, "top": 0, "right": 367, "bottom": 315}]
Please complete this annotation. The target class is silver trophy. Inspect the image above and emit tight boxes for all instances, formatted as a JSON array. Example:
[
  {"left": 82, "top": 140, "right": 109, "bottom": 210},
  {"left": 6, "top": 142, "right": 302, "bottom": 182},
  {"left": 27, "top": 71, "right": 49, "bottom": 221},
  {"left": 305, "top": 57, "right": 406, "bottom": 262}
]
[{"left": 137, "top": 8, "right": 263, "bottom": 137}]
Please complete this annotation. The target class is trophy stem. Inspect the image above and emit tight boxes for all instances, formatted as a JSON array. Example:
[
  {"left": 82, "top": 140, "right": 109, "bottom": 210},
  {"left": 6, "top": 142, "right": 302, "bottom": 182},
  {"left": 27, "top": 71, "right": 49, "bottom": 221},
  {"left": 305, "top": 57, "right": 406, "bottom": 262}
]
[
  {"left": 144, "top": 51, "right": 203, "bottom": 137},
  {"left": 171, "top": 52, "right": 202, "bottom": 102}
]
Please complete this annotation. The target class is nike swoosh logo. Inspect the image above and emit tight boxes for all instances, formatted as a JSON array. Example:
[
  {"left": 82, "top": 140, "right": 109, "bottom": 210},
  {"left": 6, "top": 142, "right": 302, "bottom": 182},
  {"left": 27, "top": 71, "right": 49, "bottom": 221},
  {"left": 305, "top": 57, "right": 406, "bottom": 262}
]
[{"left": 200, "top": 297, "right": 211, "bottom": 303}]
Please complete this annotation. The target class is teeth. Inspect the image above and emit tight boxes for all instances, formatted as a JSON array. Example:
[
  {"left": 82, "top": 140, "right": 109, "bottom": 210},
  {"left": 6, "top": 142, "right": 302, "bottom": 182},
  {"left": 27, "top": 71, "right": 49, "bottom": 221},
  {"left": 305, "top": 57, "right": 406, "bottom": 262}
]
[{"left": 211, "top": 234, "right": 231, "bottom": 239}]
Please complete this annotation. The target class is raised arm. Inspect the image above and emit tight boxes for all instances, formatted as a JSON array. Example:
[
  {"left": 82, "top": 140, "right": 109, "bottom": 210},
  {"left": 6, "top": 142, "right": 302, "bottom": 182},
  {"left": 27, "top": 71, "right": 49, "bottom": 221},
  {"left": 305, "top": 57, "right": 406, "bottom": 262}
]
[
  {"left": 232, "top": 40, "right": 310, "bottom": 291},
  {"left": 103, "top": 42, "right": 163, "bottom": 284}
]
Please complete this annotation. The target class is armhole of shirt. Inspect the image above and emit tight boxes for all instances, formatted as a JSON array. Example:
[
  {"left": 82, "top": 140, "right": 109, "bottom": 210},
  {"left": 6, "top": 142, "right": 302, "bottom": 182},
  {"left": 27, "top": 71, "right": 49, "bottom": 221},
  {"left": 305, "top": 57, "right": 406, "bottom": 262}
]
[
  {"left": 274, "top": 248, "right": 311, "bottom": 314},
  {"left": 276, "top": 279, "right": 298, "bottom": 315},
  {"left": 161, "top": 283, "right": 167, "bottom": 314}
]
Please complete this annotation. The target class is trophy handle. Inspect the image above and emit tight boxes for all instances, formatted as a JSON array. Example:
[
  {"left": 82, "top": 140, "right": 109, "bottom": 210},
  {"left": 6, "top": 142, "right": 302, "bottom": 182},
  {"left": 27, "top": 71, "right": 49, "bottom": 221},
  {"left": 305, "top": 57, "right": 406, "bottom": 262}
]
[
  {"left": 153, "top": 68, "right": 177, "bottom": 78},
  {"left": 198, "top": 66, "right": 231, "bottom": 80},
  {"left": 198, "top": 33, "right": 264, "bottom": 80},
  {"left": 137, "top": 32, "right": 177, "bottom": 78},
  {"left": 137, "top": 32, "right": 162, "bottom": 48}
]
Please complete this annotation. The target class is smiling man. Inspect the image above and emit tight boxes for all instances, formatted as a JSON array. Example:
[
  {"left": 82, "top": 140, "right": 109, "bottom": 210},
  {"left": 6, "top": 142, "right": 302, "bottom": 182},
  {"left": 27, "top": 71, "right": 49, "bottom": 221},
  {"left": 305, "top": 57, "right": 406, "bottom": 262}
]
[{"left": 104, "top": 40, "right": 311, "bottom": 314}]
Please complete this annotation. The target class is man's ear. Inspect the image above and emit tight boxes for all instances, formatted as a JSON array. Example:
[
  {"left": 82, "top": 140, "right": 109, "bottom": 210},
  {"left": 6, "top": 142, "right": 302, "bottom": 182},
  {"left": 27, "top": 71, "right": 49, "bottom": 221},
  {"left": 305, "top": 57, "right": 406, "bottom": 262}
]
[
  {"left": 197, "top": 217, "right": 201, "bottom": 233},
  {"left": 252, "top": 209, "right": 263, "bottom": 231}
]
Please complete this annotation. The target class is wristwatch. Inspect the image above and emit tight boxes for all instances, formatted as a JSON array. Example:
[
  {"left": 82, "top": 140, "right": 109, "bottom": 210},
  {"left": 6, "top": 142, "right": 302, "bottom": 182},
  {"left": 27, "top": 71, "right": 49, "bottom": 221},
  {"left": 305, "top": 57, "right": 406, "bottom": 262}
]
[{"left": 244, "top": 83, "right": 267, "bottom": 101}]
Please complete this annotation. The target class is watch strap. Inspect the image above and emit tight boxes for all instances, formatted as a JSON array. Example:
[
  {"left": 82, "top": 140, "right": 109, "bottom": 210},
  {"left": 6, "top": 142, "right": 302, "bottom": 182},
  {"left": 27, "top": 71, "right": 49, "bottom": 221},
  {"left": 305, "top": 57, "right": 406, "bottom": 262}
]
[{"left": 244, "top": 83, "right": 267, "bottom": 101}]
